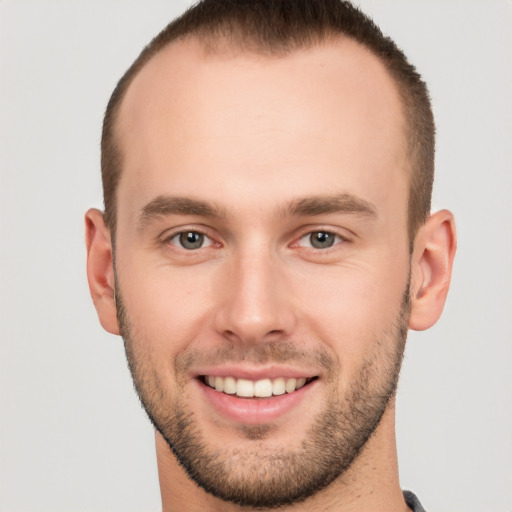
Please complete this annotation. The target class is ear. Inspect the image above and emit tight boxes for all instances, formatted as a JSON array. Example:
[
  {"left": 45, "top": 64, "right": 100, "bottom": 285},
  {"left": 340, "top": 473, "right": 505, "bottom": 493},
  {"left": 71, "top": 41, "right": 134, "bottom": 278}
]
[
  {"left": 409, "top": 209, "right": 457, "bottom": 331},
  {"left": 85, "top": 208, "right": 120, "bottom": 335}
]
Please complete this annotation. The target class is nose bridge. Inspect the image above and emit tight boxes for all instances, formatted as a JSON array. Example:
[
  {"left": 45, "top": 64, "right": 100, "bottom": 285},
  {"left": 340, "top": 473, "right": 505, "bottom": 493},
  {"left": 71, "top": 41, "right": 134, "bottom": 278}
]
[{"left": 214, "top": 240, "right": 295, "bottom": 343}]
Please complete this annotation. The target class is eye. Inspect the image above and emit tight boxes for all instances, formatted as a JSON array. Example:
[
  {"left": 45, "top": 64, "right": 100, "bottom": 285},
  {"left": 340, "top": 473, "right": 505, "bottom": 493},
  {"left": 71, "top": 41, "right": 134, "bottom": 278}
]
[
  {"left": 169, "top": 231, "right": 213, "bottom": 250},
  {"left": 298, "top": 231, "right": 343, "bottom": 249}
]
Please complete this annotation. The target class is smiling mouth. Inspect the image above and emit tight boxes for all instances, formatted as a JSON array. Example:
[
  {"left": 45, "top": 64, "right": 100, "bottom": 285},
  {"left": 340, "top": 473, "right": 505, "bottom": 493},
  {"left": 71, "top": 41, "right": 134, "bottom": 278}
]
[{"left": 201, "top": 375, "right": 317, "bottom": 398}]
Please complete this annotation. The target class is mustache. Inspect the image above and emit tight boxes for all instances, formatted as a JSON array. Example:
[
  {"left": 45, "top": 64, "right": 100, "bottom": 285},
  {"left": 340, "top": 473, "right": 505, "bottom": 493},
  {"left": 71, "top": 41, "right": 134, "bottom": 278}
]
[{"left": 174, "top": 341, "right": 336, "bottom": 375}]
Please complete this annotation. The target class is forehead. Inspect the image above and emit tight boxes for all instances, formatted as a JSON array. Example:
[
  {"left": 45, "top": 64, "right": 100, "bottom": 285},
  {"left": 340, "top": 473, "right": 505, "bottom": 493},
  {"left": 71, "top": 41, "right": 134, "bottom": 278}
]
[{"left": 116, "top": 37, "right": 407, "bottom": 223}]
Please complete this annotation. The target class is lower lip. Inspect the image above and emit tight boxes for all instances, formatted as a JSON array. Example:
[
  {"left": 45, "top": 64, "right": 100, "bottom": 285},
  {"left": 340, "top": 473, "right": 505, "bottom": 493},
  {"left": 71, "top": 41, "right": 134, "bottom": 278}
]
[{"left": 198, "top": 380, "right": 316, "bottom": 424}]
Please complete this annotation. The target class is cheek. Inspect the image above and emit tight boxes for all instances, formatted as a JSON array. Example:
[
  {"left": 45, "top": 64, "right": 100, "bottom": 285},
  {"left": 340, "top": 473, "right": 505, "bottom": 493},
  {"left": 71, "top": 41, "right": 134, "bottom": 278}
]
[
  {"left": 293, "top": 260, "right": 409, "bottom": 371},
  {"left": 117, "top": 257, "right": 218, "bottom": 359}
]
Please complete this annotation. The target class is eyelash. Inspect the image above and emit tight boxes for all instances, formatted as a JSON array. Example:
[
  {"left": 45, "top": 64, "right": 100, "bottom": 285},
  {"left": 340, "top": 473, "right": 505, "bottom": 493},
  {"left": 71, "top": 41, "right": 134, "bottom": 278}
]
[
  {"left": 161, "top": 227, "right": 219, "bottom": 251},
  {"left": 160, "top": 227, "right": 349, "bottom": 253},
  {"left": 292, "top": 229, "right": 347, "bottom": 251}
]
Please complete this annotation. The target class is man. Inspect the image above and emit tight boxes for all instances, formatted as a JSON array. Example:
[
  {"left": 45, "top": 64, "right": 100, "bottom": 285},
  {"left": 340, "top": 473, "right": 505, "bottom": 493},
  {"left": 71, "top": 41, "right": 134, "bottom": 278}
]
[{"left": 85, "top": 0, "right": 456, "bottom": 510}]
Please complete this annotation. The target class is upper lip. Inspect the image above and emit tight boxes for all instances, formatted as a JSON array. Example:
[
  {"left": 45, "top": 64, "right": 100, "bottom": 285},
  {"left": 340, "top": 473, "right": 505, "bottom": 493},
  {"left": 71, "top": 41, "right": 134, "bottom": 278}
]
[{"left": 191, "top": 365, "right": 320, "bottom": 381}]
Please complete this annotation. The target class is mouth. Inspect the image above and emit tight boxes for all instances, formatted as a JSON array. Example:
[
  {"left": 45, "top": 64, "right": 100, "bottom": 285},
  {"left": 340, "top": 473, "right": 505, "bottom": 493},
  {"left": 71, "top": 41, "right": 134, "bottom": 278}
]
[
  {"left": 201, "top": 375, "right": 317, "bottom": 398},
  {"left": 195, "top": 367, "right": 321, "bottom": 424}
]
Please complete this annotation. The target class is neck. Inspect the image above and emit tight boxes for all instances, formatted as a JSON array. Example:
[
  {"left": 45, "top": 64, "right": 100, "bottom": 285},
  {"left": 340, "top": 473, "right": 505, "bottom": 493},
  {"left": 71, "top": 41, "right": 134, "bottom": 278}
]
[{"left": 157, "top": 399, "right": 410, "bottom": 512}]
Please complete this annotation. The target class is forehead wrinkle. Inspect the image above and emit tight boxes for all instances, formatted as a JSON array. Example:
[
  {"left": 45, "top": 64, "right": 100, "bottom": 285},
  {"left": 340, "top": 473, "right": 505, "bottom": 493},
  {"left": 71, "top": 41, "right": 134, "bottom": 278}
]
[
  {"left": 280, "top": 193, "right": 378, "bottom": 219},
  {"left": 137, "top": 195, "right": 227, "bottom": 230}
]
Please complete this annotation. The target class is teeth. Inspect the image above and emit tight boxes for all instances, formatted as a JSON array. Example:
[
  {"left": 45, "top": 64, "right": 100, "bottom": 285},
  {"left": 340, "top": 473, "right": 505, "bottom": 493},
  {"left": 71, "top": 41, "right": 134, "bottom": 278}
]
[
  {"left": 214, "top": 376, "right": 224, "bottom": 392},
  {"left": 285, "top": 378, "right": 297, "bottom": 393},
  {"left": 272, "top": 377, "right": 286, "bottom": 396},
  {"left": 296, "top": 377, "right": 307, "bottom": 389},
  {"left": 236, "top": 378, "right": 254, "bottom": 397},
  {"left": 224, "top": 376, "right": 236, "bottom": 395},
  {"left": 204, "top": 375, "right": 313, "bottom": 397},
  {"left": 254, "top": 378, "right": 272, "bottom": 397}
]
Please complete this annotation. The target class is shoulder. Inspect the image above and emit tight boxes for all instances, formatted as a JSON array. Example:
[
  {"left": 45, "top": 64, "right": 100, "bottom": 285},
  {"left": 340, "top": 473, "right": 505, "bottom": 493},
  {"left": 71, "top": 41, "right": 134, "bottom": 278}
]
[{"left": 403, "top": 490, "right": 427, "bottom": 512}]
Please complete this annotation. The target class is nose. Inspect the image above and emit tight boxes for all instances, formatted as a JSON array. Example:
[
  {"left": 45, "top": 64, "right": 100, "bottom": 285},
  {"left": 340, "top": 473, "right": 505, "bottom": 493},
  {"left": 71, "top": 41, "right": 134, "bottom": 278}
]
[{"left": 213, "top": 247, "right": 297, "bottom": 345}]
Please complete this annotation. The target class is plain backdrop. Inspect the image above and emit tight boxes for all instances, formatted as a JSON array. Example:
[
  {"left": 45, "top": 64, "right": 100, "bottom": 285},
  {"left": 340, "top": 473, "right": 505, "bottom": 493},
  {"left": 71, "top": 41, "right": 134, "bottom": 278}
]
[{"left": 1, "top": 1, "right": 511, "bottom": 511}]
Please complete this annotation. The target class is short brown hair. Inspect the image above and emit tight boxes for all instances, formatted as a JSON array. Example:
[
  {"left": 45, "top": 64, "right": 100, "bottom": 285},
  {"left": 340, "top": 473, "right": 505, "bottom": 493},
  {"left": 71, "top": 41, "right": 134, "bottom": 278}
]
[{"left": 101, "top": 0, "right": 434, "bottom": 242}]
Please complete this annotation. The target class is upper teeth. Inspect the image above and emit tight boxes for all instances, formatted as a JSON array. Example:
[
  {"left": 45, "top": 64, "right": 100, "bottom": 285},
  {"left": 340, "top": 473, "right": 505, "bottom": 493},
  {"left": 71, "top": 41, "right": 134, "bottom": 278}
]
[{"left": 205, "top": 376, "right": 308, "bottom": 398}]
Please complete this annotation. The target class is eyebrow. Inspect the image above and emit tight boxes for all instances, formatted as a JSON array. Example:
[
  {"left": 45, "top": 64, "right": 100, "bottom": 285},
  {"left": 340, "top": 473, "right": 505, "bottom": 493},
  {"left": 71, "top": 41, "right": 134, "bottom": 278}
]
[
  {"left": 138, "top": 195, "right": 226, "bottom": 228},
  {"left": 283, "top": 193, "right": 377, "bottom": 219},
  {"left": 137, "top": 192, "right": 377, "bottom": 229}
]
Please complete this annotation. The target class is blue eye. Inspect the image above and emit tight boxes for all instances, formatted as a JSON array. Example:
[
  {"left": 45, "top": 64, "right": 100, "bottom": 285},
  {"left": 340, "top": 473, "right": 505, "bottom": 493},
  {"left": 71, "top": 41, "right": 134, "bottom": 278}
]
[
  {"left": 299, "top": 231, "right": 342, "bottom": 249},
  {"left": 170, "top": 231, "right": 211, "bottom": 250}
]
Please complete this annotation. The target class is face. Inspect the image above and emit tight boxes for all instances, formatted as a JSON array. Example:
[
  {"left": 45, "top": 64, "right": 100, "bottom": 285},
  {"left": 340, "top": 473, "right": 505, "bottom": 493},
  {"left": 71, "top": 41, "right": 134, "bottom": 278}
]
[{"left": 114, "top": 39, "right": 412, "bottom": 507}]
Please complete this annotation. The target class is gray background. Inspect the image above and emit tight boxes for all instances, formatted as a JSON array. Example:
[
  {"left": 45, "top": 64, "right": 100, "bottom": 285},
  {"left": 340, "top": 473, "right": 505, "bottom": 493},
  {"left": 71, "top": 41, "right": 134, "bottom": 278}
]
[{"left": 1, "top": 1, "right": 511, "bottom": 511}]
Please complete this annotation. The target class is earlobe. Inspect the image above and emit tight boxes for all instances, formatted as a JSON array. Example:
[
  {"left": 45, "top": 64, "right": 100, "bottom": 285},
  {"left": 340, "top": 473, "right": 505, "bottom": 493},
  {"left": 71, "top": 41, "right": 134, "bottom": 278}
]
[
  {"left": 409, "top": 209, "right": 457, "bottom": 331},
  {"left": 85, "top": 208, "right": 120, "bottom": 335}
]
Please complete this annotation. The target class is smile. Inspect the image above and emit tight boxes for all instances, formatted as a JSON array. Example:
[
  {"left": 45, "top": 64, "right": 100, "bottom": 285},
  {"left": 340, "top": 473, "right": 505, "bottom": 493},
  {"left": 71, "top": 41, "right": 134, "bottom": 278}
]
[
  {"left": 202, "top": 375, "right": 314, "bottom": 398},
  {"left": 196, "top": 368, "right": 320, "bottom": 424}
]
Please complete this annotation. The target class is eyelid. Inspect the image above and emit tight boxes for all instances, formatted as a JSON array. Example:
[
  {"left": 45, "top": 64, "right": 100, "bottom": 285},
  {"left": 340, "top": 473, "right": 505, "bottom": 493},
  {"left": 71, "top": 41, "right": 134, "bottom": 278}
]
[
  {"left": 169, "top": 232, "right": 214, "bottom": 249},
  {"left": 290, "top": 226, "right": 351, "bottom": 249},
  {"left": 159, "top": 225, "right": 221, "bottom": 248}
]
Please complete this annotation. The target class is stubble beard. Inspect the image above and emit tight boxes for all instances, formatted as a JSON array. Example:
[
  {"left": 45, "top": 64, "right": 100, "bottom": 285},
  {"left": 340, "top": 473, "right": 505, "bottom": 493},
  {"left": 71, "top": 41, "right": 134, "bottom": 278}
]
[{"left": 116, "top": 284, "right": 410, "bottom": 509}]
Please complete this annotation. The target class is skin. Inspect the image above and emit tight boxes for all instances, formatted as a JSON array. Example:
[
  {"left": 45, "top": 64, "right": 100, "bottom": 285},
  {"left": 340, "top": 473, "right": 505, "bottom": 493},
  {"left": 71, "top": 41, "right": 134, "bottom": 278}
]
[{"left": 86, "top": 37, "right": 456, "bottom": 512}]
